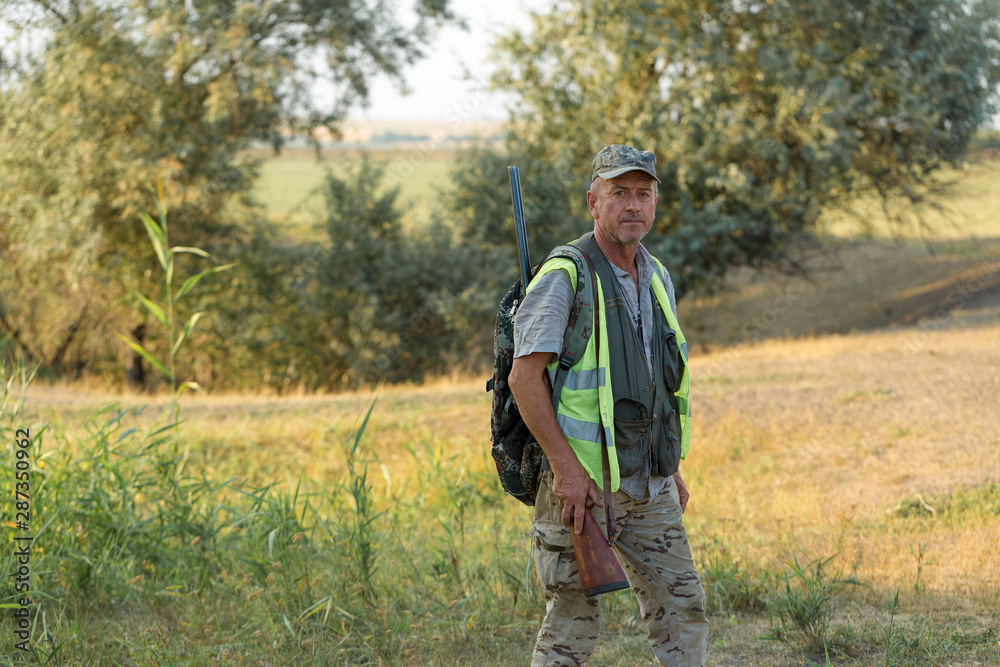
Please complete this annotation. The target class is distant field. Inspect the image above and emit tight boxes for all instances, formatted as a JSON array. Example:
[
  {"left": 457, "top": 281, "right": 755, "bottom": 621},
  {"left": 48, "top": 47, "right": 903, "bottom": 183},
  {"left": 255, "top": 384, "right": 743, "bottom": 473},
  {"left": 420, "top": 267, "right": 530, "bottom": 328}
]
[
  {"left": 817, "top": 159, "right": 1000, "bottom": 242},
  {"left": 251, "top": 149, "right": 456, "bottom": 239},
  {"left": 253, "top": 150, "right": 1000, "bottom": 251}
]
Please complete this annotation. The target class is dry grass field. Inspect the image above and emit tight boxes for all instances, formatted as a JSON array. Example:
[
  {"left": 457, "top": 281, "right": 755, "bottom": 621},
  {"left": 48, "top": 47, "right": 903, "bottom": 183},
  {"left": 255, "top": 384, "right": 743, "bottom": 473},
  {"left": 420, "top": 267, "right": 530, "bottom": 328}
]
[
  {"left": 3, "top": 159, "right": 999, "bottom": 665},
  {"left": 13, "top": 313, "right": 1000, "bottom": 665}
]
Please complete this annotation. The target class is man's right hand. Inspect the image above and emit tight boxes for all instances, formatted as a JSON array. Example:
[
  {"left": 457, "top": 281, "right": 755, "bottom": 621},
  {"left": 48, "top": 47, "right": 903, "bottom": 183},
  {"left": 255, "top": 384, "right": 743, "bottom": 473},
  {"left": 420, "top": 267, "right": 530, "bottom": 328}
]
[
  {"left": 509, "top": 350, "right": 603, "bottom": 536},
  {"left": 551, "top": 463, "right": 604, "bottom": 535}
]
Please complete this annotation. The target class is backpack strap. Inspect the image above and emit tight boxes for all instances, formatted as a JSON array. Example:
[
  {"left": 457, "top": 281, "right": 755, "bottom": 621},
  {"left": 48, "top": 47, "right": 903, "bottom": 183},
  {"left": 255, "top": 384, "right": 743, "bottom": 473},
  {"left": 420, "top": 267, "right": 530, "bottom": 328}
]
[{"left": 530, "top": 245, "right": 595, "bottom": 413}]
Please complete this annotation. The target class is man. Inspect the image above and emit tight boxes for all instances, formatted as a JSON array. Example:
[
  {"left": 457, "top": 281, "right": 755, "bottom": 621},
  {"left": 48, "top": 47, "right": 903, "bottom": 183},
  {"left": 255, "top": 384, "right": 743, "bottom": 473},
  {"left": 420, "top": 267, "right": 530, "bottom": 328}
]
[{"left": 508, "top": 144, "right": 709, "bottom": 666}]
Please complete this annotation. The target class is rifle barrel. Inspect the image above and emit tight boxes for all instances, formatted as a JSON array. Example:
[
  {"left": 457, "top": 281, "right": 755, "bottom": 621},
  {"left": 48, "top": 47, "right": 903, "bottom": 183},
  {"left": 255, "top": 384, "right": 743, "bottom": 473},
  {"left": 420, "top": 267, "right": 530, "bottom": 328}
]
[{"left": 508, "top": 166, "right": 531, "bottom": 296}]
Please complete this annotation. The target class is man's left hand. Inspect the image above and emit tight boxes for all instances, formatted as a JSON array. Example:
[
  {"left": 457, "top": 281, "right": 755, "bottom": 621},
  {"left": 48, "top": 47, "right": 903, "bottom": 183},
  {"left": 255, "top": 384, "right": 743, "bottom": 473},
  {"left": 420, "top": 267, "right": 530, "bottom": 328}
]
[{"left": 673, "top": 472, "right": 689, "bottom": 514}]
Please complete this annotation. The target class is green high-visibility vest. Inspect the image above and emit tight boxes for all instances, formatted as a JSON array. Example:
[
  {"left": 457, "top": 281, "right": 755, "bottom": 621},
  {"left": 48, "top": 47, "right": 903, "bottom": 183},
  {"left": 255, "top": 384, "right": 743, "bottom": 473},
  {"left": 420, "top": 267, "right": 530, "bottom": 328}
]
[{"left": 527, "top": 245, "right": 691, "bottom": 492}]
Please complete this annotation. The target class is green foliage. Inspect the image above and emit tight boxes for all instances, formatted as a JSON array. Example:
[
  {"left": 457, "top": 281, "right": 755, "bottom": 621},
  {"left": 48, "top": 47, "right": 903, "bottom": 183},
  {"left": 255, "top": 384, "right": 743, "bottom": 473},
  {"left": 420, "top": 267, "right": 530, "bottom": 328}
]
[
  {"left": 0, "top": 364, "right": 533, "bottom": 662},
  {"left": 440, "top": 144, "right": 594, "bottom": 361},
  {"left": 878, "top": 589, "right": 905, "bottom": 667},
  {"left": 697, "top": 538, "right": 771, "bottom": 615},
  {"left": 890, "top": 482, "right": 1000, "bottom": 527},
  {"left": 762, "top": 554, "right": 862, "bottom": 656},
  {"left": 0, "top": 377, "right": 222, "bottom": 610},
  {"left": 343, "top": 400, "right": 382, "bottom": 602},
  {"left": 178, "top": 224, "right": 318, "bottom": 391},
  {"left": 937, "top": 482, "right": 1000, "bottom": 523},
  {"left": 483, "top": 0, "right": 1000, "bottom": 294},
  {"left": 858, "top": 602, "right": 1000, "bottom": 667},
  {"left": 124, "top": 188, "right": 233, "bottom": 396},
  {"left": 2, "top": 363, "right": 1000, "bottom": 663},
  {"left": 447, "top": 145, "right": 585, "bottom": 259},
  {"left": 968, "top": 128, "right": 1000, "bottom": 152},
  {"left": 908, "top": 541, "right": 932, "bottom": 593},
  {"left": 113, "top": 155, "right": 482, "bottom": 391},
  {"left": 0, "top": 0, "right": 455, "bottom": 383},
  {"left": 311, "top": 156, "right": 475, "bottom": 387}
]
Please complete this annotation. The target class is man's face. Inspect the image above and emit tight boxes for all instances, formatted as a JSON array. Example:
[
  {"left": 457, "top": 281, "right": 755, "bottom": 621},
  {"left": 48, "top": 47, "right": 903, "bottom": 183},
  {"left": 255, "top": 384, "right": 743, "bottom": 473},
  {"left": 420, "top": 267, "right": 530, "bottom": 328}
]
[{"left": 587, "top": 172, "right": 657, "bottom": 249}]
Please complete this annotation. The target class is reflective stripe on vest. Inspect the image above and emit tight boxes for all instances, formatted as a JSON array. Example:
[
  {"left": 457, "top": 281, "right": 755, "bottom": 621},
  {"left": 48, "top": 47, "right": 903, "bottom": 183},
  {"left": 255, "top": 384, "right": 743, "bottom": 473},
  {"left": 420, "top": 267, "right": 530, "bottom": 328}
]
[
  {"left": 651, "top": 257, "right": 691, "bottom": 460},
  {"left": 560, "top": 367, "right": 606, "bottom": 392}
]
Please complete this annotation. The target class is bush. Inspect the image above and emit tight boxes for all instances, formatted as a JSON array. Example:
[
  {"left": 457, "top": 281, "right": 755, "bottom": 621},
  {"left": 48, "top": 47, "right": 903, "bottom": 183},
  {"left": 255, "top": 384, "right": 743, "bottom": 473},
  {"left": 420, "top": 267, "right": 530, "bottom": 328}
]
[
  {"left": 968, "top": 128, "right": 1000, "bottom": 153},
  {"left": 697, "top": 539, "right": 771, "bottom": 615},
  {"left": 0, "top": 363, "right": 536, "bottom": 662},
  {"left": 762, "top": 554, "right": 863, "bottom": 656}
]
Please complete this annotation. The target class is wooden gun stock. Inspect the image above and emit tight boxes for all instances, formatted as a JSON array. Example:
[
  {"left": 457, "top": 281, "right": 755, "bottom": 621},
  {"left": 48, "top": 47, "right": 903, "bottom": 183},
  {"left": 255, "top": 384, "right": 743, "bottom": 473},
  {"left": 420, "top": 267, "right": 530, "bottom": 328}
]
[{"left": 572, "top": 509, "right": 629, "bottom": 597}]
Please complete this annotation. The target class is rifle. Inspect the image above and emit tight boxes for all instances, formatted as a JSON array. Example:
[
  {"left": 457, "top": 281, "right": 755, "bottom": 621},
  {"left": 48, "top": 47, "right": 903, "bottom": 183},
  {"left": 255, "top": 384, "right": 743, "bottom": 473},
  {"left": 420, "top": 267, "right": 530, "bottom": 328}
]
[
  {"left": 507, "top": 166, "right": 532, "bottom": 297},
  {"left": 574, "top": 509, "right": 630, "bottom": 596},
  {"left": 507, "top": 165, "right": 629, "bottom": 597}
]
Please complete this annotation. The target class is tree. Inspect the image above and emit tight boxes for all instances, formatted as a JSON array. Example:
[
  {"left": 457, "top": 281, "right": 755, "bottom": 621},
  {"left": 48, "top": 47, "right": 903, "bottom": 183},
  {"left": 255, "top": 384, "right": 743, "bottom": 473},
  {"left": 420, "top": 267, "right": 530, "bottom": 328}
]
[
  {"left": 191, "top": 157, "right": 479, "bottom": 391},
  {"left": 476, "top": 0, "right": 1000, "bottom": 295},
  {"left": 315, "top": 157, "right": 470, "bottom": 388},
  {"left": 0, "top": 0, "right": 455, "bottom": 382}
]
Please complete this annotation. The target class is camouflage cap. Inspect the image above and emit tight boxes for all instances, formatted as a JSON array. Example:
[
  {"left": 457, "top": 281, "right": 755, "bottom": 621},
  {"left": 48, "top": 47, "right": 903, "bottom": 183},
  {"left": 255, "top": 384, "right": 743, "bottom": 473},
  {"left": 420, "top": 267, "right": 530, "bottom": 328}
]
[{"left": 591, "top": 144, "right": 660, "bottom": 183}]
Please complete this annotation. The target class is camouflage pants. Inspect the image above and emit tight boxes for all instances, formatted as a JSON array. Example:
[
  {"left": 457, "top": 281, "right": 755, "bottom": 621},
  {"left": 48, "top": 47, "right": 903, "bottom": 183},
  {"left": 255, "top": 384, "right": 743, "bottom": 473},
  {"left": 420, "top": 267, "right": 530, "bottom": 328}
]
[{"left": 529, "top": 471, "right": 708, "bottom": 666}]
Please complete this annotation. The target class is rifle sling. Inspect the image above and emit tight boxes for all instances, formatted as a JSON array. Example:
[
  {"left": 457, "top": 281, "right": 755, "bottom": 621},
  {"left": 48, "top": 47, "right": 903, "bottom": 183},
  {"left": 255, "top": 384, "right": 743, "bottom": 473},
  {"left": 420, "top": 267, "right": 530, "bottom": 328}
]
[{"left": 580, "top": 251, "right": 616, "bottom": 542}]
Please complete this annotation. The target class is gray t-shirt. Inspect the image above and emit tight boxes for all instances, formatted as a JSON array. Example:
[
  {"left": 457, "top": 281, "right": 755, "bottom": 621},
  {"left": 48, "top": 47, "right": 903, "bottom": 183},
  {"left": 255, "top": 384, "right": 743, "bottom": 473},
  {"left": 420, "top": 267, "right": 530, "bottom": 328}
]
[{"left": 513, "top": 243, "right": 679, "bottom": 500}]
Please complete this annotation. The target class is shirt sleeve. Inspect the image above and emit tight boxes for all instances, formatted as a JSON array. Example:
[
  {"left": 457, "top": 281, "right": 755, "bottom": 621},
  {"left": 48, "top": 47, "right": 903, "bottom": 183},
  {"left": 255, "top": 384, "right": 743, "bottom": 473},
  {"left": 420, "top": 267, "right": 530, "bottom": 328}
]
[{"left": 512, "top": 269, "right": 574, "bottom": 359}]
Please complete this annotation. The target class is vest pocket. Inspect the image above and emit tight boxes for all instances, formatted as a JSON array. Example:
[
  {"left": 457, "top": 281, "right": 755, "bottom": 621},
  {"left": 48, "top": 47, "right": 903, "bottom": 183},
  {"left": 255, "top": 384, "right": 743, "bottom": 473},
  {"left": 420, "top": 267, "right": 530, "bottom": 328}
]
[
  {"left": 654, "top": 407, "right": 682, "bottom": 476},
  {"left": 613, "top": 397, "right": 652, "bottom": 478},
  {"left": 661, "top": 329, "right": 683, "bottom": 393}
]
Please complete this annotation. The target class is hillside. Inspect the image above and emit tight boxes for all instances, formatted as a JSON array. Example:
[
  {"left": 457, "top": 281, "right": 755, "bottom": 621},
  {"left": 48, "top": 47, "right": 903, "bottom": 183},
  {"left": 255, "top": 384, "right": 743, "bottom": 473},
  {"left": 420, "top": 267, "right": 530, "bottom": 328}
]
[{"left": 680, "top": 160, "right": 1000, "bottom": 349}]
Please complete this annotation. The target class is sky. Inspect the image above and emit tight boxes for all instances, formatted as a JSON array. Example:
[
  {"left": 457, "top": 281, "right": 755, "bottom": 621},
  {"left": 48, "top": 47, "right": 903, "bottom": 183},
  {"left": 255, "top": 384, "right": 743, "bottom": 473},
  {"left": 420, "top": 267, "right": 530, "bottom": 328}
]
[{"left": 345, "top": 0, "right": 554, "bottom": 123}]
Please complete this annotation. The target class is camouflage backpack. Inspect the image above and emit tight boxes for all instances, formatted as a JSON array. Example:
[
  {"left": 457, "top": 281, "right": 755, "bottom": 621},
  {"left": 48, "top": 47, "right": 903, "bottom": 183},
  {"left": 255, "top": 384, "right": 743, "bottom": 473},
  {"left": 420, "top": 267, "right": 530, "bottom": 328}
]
[{"left": 486, "top": 245, "right": 596, "bottom": 506}]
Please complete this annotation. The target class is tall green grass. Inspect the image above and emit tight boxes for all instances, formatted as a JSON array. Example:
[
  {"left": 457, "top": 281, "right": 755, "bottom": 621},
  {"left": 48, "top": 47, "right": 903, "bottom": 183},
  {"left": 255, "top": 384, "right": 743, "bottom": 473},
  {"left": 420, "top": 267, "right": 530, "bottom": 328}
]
[
  {"left": 0, "top": 366, "right": 542, "bottom": 663},
  {"left": 123, "top": 183, "right": 233, "bottom": 401},
  {"left": 761, "top": 554, "right": 863, "bottom": 656}
]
